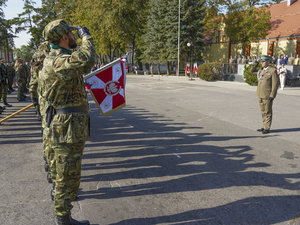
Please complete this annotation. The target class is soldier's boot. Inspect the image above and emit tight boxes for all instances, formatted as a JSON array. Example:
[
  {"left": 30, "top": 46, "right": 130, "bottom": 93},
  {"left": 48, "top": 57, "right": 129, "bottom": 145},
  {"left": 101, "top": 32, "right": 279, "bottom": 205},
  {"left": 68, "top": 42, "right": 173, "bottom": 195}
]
[
  {"left": 3, "top": 101, "right": 12, "bottom": 107},
  {"left": 47, "top": 172, "right": 52, "bottom": 184},
  {"left": 55, "top": 212, "right": 90, "bottom": 225},
  {"left": 45, "top": 161, "right": 50, "bottom": 172},
  {"left": 51, "top": 182, "right": 55, "bottom": 201}
]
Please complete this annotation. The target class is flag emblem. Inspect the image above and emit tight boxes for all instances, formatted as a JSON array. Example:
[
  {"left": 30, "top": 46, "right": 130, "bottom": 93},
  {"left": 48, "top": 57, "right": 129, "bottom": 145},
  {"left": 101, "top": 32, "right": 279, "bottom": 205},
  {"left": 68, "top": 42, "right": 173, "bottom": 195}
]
[{"left": 85, "top": 59, "right": 126, "bottom": 116}]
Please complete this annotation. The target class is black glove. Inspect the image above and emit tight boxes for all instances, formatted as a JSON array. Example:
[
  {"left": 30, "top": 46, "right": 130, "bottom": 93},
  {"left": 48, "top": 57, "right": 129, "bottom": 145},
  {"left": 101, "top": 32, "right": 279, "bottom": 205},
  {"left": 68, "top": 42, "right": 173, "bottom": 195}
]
[
  {"left": 269, "top": 97, "right": 274, "bottom": 102},
  {"left": 253, "top": 61, "right": 259, "bottom": 68},
  {"left": 77, "top": 26, "right": 91, "bottom": 39}
]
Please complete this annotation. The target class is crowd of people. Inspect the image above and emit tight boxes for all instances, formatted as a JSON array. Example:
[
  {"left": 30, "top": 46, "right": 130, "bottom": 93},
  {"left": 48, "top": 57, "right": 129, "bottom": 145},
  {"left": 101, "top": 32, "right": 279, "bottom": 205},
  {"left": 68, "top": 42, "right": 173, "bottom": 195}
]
[{"left": 0, "top": 57, "right": 33, "bottom": 115}]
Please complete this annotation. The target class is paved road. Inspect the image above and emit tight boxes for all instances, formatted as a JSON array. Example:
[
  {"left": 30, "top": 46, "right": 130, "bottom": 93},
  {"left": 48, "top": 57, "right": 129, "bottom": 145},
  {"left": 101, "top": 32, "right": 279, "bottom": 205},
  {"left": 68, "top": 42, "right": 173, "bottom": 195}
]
[{"left": 1, "top": 76, "right": 300, "bottom": 225}]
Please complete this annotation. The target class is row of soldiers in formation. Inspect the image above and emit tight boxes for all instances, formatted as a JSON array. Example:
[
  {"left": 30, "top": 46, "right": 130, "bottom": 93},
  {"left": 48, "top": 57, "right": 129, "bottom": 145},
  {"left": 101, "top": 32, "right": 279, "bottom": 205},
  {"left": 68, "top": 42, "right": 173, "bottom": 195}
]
[
  {"left": 0, "top": 58, "right": 31, "bottom": 115},
  {"left": 229, "top": 54, "right": 300, "bottom": 65}
]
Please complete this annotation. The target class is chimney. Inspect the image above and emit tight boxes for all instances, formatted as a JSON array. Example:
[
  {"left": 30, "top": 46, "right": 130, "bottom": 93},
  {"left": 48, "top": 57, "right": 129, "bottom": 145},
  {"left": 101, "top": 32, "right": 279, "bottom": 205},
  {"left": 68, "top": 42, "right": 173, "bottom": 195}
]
[{"left": 287, "top": 0, "right": 295, "bottom": 6}]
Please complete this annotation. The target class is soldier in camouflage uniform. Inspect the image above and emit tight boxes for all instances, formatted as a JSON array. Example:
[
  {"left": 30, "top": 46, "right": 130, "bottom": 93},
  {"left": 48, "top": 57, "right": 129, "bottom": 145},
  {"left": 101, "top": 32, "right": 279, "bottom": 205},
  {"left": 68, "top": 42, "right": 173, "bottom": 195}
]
[
  {"left": 15, "top": 58, "right": 27, "bottom": 101},
  {"left": 23, "top": 62, "right": 30, "bottom": 94},
  {"left": 7, "top": 61, "right": 15, "bottom": 94},
  {"left": 30, "top": 42, "right": 56, "bottom": 189},
  {"left": 41, "top": 19, "right": 95, "bottom": 225},
  {"left": 29, "top": 53, "right": 43, "bottom": 121},
  {"left": 0, "top": 58, "right": 12, "bottom": 107}
]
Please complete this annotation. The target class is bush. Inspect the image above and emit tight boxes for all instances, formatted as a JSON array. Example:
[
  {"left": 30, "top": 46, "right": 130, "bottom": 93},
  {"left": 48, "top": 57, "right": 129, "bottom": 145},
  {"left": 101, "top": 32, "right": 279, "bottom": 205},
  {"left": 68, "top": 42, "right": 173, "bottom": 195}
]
[
  {"left": 198, "top": 62, "right": 223, "bottom": 81},
  {"left": 243, "top": 63, "right": 260, "bottom": 86},
  {"left": 243, "top": 63, "right": 277, "bottom": 86}
]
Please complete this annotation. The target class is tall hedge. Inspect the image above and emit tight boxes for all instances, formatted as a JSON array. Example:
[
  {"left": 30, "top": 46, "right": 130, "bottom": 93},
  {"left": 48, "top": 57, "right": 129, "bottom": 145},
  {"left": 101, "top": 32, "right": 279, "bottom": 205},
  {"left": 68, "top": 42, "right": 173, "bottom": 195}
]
[{"left": 198, "top": 62, "right": 223, "bottom": 81}]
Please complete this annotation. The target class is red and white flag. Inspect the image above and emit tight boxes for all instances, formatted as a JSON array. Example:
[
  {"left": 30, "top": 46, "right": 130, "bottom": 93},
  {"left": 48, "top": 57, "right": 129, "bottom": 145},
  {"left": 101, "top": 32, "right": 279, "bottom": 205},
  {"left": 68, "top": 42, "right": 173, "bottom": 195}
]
[
  {"left": 186, "top": 62, "right": 190, "bottom": 75},
  {"left": 84, "top": 58, "right": 126, "bottom": 116},
  {"left": 193, "top": 62, "right": 198, "bottom": 76}
]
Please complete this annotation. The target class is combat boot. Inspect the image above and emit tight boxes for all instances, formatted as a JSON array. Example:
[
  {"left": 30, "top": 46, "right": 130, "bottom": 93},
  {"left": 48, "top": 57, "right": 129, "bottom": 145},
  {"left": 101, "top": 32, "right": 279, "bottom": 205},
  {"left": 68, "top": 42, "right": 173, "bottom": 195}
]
[
  {"left": 45, "top": 161, "right": 50, "bottom": 172},
  {"left": 47, "top": 172, "right": 52, "bottom": 183},
  {"left": 18, "top": 98, "right": 26, "bottom": 102},
  {"left": 3, "top": 101, "right": 12, "bottom": 107},
  {"left": 55, "top": 212, "right": 90, "bottom": 225},
  {"left": 51, "top": 182, "right": 55, "bottom": 201}
]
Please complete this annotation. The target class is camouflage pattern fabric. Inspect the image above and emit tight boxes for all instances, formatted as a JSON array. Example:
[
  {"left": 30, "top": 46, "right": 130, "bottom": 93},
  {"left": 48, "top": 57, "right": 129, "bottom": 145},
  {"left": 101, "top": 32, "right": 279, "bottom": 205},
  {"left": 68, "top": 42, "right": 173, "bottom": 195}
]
[
  {"left": 0, "top": 63, "right": 8, "bottom": 102},
  {"left": 43, "top": 19, "right": 77, "bottom": 43},
  {"left": 7, "top": 65, "right": 15, "bottom": 89},
  {"left": 40, "top": 33, "right": 95, "bottom": 216},
  {"left": 52, "top": 141, "right": 84, "bottom": 216},
  {"left": 15, "top": 61, "right": 26, "bottom": 99}
]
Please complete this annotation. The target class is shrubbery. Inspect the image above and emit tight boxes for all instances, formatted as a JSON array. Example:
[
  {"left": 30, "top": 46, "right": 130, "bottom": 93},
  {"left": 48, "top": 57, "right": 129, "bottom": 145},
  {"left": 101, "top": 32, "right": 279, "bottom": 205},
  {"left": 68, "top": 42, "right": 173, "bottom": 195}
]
[
  {"left": 198, "top": 62, "right": 223, "bottom": 81},
  {"left": 243, "top": 63, "right": 260, "bottom": 86},
  {"left": 243, "top": 63, "right": 277, "bottom": 86}
]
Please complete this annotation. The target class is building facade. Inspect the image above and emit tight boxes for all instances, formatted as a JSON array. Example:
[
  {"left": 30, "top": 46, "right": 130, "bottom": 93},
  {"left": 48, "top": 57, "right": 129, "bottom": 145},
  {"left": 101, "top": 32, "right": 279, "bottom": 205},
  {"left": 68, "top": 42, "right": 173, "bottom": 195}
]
[{"left": 203, "top": 0, "right": 300, "bottom": 63}]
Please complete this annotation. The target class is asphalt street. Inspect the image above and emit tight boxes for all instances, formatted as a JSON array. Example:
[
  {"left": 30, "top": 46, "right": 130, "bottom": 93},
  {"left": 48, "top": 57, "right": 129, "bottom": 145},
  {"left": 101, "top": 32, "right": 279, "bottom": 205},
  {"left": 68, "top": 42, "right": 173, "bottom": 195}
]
[{"left": 1, "top": 75, "right": 300, "bottom": 225}]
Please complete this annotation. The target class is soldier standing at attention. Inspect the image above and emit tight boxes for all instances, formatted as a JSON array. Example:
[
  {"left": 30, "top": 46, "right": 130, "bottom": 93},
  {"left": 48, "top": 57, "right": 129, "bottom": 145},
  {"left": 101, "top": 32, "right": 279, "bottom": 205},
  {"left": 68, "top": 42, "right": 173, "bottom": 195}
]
[
  {"left": 41, "top": 19, "right": 95, "bottom": 225},
  {"left": 255, "top": 55, "right": 279, "bottom": 134},
  {"left": 15, "top": 58, "right": 26, "bottom": 101},
  {"left": 0, "top": 58, "right": 12, "bottom": 107},
  {"left": 7, "top": 61, "right": 15, "bottom": 94}
]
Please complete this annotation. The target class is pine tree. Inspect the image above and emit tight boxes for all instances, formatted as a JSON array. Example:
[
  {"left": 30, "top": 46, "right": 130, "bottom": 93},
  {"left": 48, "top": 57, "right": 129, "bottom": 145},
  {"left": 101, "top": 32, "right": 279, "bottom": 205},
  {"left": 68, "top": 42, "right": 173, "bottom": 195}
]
[
  {"left": 0, "top": 1, "right": 15, "bottom": 51},
  {"left": 180, "top": 0, "right": 206, "bottom": 63}
]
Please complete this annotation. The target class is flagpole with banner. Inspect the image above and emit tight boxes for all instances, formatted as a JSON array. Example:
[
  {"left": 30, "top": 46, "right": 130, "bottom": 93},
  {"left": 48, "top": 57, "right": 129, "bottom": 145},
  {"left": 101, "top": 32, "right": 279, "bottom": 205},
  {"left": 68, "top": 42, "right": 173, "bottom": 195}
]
[{"left": 83, "top": 56, "right": 127, "bottom": 117}]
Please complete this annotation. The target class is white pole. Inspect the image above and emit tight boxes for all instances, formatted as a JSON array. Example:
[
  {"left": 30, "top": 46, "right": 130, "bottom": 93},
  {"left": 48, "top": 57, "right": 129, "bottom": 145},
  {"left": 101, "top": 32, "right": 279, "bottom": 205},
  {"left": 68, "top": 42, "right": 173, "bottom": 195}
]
[{"left": 177, "top": 0, "right": 180, "bottom": 78}]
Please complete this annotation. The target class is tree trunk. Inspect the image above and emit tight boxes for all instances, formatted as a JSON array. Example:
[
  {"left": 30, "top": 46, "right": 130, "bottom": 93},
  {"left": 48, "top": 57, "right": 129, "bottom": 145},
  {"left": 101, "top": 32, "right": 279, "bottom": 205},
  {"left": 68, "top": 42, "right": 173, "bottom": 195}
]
[
  {"left": 157, "top": 63, "right": 161, "bottom": 75},
  {"left": 166, "top": 61, "right": 170, "bottom": 75}
]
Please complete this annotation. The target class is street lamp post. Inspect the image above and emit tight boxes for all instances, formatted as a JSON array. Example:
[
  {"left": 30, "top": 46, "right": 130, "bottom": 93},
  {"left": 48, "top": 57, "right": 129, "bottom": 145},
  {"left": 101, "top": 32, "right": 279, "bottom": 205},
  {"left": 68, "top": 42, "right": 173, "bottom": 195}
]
[
  {"left": 177, "top": 0, "right": 180, "bottom": 78},
  {"left": 187, "top": 42, "right": 194, "bottom": 81}
]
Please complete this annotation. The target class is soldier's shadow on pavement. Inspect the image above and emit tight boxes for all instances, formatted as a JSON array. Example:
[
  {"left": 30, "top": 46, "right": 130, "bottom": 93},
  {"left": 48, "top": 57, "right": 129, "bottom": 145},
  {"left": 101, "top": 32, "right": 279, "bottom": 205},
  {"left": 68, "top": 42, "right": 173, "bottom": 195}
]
[
  {"left": 80, "top": 104, "right": 300, "bottom": 225},
  {"left": 270, "top": 127, "right": 300, "bottom": 133},
  {"left": 107, "top": 195, "right": 300, "bottom": 225},
  {"left": 0, "top": 105, "right": 42, "bottom": 144}
]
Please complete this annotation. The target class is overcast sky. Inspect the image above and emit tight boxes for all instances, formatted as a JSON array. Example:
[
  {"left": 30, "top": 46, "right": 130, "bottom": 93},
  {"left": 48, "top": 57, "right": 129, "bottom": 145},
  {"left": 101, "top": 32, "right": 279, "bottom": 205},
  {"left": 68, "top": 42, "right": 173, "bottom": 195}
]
[{"left": 4, "top": 0, "right": 42, "bottom": 48}]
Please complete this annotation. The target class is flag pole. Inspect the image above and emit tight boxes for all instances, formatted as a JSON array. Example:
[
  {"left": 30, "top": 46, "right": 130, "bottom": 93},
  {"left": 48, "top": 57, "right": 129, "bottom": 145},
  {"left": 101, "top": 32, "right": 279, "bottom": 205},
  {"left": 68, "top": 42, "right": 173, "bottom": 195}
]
[{"left": 83, "top": 52, "right": 130, "bottom": 81}]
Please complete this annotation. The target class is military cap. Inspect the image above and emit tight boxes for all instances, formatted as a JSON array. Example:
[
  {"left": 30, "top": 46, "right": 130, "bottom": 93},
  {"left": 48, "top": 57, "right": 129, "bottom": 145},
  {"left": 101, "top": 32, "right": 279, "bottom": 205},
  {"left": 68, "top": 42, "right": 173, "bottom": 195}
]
[
  {"left": 42, "top": 19, "right": 77, "bottom": 43},
  {"left": 261, "top": 55, "right": 271, "bottom": 61}
]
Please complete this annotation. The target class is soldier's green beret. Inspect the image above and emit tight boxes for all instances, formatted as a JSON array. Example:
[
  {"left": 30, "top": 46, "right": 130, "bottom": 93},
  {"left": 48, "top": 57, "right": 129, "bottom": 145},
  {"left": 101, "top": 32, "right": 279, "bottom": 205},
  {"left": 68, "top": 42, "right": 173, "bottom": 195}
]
[
  {"left": 42, "top": 19, "right": 77, "bottom": 43},
  {"left": 261, "top": 55, "right": 271, "bottom": 61}
]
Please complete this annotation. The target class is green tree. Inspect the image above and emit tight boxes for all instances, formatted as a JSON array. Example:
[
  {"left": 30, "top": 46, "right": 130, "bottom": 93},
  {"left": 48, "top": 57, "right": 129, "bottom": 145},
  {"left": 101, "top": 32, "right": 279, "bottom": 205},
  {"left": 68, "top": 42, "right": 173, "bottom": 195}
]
[
  {"left": 14, "top": 45, "right": 34, "bottom": 61},
  {"left": 11, "top": 0, "right": 39, "bottom": 48},
  {"left": 180, "top": 0, "right": 206, "bottom": 63},
  {"left": 0, "top": 0, "right": 15, "bottom": 50},
  {"left": 224, "top": 5, "right": 271, "bottom": 51},
  {"left": 32, "top": 0, "right": 58, "bottom": 47}
]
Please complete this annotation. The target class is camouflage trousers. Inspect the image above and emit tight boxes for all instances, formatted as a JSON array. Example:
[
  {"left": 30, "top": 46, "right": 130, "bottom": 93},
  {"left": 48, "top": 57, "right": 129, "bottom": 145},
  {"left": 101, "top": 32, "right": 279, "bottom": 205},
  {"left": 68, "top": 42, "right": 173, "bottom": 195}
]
[
  {"left": 43, "top": 133, "right": 56, "bottom": 182},
  {"left": 51, "top": 141, "right": 85, "bottom": 216},
  {"left": 0, "top": 81, "right": 8, "bottom": 102},
  {"left": 8, "top": 75, "right": 13, "bottom": 90},
  {"left": 17, "top": 78, "right": 26, "bottom": 99}
]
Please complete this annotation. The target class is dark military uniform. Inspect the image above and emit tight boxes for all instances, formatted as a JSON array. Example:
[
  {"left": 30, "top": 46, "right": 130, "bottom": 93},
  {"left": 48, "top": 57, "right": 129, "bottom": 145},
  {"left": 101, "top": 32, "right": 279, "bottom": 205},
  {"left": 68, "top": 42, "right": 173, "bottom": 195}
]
[
  {"left": 15, "top": 59, "right": 27, "bottom": 101},
  {"left": 256, "top": 55, "right": 279, "bottom": 133},
  {"left": 7, "top": 63, "right": 15, "bottom": 92},
  {"left": 0, "top": 60, "right": 11, "bottom": 107},
  {"left": 41, "top": 19, "right": 95, "bottom": 225}
]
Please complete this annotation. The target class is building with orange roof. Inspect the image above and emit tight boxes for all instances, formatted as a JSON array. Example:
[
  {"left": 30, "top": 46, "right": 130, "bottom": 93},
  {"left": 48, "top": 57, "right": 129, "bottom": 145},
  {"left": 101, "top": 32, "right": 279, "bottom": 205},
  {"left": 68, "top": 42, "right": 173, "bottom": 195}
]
[{"left": 202, "top": 0, "right": 300, "bottom": 63}]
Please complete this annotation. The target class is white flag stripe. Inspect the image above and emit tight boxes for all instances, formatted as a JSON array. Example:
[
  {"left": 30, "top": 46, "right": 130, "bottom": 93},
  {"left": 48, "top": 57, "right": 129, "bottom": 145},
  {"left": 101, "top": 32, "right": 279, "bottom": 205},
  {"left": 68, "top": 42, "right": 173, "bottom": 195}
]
[
  {"left": 112, "top": 63, "right": 123, "bottom": 81},
  {"left": 100, "top": 95, "right": 113, "bottom": 114},
  {"left": 119, "top": 88, "right": 124, "bottom": 97},
  {"left": 87, "top": 76, "right": 106, "bottom": 89}
]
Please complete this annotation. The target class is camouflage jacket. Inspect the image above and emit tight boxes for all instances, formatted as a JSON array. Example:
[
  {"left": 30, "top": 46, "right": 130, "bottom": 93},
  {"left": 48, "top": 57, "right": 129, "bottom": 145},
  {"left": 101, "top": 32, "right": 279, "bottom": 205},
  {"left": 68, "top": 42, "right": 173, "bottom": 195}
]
[
  {"left": 41, "top": 35, "right": 96, "bottom": 143},
  {"left": 7, "top": 65, "right": 15, "bottom": 78},
  {"left": 29, "top": 64, "right": 40, "bottom": 99},
  {"left": 0, "top": 63, "right": 7, "bottom": 80}
]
